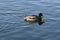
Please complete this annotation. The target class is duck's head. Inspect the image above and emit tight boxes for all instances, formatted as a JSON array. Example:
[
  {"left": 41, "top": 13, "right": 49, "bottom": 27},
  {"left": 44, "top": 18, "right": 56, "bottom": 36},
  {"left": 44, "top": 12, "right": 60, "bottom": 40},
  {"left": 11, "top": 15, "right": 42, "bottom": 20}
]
[{"left": 39, "top": 13, "right": 43, "bottom": 17}]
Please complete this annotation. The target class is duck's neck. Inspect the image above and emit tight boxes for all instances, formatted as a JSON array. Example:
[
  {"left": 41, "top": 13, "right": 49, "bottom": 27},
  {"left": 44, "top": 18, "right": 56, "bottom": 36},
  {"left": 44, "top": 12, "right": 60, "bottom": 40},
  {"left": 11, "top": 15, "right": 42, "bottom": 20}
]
[{"left": 38, "top": 16, "right": 42, "bottom": 21}]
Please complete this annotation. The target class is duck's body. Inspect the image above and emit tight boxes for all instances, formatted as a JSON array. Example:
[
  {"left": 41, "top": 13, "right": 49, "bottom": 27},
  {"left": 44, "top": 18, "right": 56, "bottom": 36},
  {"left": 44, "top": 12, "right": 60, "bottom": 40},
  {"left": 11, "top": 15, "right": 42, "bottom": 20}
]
[{"left": 24, "top": 13, "right": 43, "bottom": 22}]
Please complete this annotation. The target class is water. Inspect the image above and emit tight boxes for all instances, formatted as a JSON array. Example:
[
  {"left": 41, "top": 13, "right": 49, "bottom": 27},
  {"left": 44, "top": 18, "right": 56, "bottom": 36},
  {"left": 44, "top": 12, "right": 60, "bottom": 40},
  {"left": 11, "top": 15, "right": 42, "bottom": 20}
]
[{"left": 0, "top": 0, "right": 60, "bottom": 40}]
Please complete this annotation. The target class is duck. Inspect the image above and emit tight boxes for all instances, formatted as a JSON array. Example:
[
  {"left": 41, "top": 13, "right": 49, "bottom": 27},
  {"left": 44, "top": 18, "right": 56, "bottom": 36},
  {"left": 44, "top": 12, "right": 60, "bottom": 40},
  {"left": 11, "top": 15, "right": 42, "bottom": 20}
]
[{"left": 24, "top": 13, "right": 43, "bottom": 22}]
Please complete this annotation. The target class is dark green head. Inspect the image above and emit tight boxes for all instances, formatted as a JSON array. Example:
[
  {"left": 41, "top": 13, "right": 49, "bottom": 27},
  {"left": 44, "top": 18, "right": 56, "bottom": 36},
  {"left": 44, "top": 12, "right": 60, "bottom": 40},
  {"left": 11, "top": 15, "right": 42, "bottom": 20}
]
[{"left": 39, "top": 13, "right": 43, "bottom": 17}]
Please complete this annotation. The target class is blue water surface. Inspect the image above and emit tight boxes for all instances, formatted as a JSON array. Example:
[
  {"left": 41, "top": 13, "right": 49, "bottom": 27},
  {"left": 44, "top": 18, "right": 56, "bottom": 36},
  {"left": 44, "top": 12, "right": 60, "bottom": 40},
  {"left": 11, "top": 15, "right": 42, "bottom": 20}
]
[{"left": 0, "top": 0, "right": 60, "bottom": 40}]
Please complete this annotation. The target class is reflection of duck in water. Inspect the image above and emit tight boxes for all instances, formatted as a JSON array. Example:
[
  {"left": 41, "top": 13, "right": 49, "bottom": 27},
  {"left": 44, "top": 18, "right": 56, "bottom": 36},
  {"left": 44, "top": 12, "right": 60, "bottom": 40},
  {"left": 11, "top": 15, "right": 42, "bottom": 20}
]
[{"left": 24, "top": 13, "right": 44, "bottom": 25}]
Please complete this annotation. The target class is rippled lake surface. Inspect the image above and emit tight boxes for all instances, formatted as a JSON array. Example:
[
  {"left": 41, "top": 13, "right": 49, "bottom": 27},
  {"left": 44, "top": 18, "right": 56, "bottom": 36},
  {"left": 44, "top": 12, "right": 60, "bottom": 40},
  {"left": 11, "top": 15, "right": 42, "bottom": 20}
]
[{"left": 0, "top": 0, "right": 60, "bottom": 40}]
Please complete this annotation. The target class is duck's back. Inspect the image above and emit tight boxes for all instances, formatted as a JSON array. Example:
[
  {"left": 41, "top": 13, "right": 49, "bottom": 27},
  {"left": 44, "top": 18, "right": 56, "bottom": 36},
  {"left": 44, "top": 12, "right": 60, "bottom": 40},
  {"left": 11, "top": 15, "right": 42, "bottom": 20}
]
[{"left": 24, "top": 15, "right": 38, "bottom": 22}]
